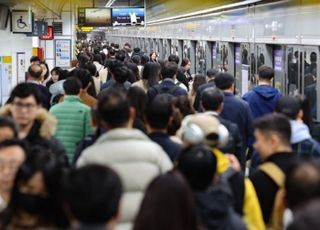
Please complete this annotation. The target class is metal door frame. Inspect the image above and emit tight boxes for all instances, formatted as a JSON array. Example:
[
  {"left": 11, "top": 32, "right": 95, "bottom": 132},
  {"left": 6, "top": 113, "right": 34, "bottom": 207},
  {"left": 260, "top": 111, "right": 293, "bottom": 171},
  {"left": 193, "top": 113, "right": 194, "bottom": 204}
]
[{"left": 285, "top": 45, "right": 320, "bottom": 120}]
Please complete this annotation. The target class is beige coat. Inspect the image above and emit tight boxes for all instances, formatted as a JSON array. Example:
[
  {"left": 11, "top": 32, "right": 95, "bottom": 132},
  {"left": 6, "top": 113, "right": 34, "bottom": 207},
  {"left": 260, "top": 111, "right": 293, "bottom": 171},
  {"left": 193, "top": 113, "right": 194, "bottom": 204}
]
[{"left": 77, "top": 128, "right": 173, "bottom": 230}]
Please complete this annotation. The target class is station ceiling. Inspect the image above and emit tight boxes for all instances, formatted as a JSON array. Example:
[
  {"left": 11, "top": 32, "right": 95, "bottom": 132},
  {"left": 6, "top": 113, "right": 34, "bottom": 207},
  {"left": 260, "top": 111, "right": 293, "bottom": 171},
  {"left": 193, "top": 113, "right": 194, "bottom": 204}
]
[{"left": 0, "top": 0, "right": 318, "bottom": 21}]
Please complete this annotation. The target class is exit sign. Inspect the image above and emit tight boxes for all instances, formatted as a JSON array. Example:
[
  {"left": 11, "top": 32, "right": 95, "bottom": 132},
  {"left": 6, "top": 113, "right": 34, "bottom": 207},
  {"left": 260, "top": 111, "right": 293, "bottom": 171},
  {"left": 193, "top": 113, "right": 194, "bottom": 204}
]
[{"left": 39, "top": 26, "right": 54, "bottom": 40}]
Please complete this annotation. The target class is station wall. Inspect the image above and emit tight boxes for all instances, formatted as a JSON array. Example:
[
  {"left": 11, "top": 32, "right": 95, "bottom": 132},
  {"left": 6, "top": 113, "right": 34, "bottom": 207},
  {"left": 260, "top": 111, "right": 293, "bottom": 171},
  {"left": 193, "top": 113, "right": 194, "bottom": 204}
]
[{"left": 0, "top": 25, "right": 33, "bottom": 102}]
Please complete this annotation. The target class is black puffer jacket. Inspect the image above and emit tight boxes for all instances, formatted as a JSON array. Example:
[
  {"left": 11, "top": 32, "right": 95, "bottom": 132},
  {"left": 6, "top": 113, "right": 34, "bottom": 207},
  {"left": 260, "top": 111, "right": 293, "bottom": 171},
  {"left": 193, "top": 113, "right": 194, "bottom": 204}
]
[{"left": 194, "top": 183, "right": 246, "bottom": 230}]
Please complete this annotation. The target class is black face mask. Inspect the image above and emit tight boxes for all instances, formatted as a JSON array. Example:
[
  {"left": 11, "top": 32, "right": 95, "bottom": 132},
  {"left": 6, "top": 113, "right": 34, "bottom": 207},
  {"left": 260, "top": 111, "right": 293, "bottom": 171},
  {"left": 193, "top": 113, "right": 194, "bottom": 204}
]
[{"left": 17, "top": 192, "right": 50, "bottom": 214}]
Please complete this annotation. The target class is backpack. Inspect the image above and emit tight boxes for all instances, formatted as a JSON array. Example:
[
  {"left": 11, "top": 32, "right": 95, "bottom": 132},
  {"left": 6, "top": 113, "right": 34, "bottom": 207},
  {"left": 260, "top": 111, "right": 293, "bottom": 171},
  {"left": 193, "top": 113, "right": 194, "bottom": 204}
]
[
  {"left": 212, "top": 148, "right": 244, "bottom": 214},
  {"left": 212, "top": 148, "right": 265, "bottom": 230},
  {"left": 258, "top": 162, "right": 286, "bottom": 230},
  {"left": 153, "top": 84, "right": 180, "bottom": 96}
]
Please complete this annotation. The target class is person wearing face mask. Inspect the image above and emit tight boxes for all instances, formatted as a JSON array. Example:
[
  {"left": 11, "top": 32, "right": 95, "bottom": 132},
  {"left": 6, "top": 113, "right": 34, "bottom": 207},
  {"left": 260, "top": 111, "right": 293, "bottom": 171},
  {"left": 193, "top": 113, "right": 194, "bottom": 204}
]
[{"left": 0, "top": 147, "right": 69, "bottom": 230}]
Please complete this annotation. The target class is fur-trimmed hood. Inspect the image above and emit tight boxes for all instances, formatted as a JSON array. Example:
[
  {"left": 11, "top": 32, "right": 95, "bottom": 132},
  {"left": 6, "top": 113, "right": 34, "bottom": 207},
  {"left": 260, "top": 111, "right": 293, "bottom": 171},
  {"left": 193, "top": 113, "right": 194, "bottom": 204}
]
[{"left": 0, "top": 104, "right": 57, "bottom": 140}]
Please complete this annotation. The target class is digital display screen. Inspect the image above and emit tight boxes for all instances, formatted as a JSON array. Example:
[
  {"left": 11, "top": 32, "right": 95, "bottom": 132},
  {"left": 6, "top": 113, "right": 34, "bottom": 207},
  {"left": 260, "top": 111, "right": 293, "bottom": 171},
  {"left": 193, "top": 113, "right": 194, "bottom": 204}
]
[
  {"left": 78, "top": 8, "right": 112, "bottom": 27},
  {"left": 112, "top": 8, "right": 145, "bottom": 26}
]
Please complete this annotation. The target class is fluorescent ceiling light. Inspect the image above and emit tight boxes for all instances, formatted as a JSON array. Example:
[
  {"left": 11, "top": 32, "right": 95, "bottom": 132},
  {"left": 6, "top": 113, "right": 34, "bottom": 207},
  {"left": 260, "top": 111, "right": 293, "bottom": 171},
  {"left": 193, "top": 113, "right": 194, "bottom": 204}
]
[
  {"left": 105, "top": 0, "right": 116, "bottom": 7},
  {"left": 147, "top": 0, "right": 264, "bottom": 25}
]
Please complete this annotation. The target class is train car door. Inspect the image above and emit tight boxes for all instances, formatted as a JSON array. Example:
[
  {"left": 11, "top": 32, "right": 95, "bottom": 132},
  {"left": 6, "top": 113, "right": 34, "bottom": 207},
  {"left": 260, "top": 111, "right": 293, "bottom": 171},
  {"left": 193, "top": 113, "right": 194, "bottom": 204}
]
[
  {"left": 212, "top": 42, "right": 234, "bottom": 74},
  {"left": 286, "top": 46, "right": 319, "bottom": 120},
  {"left": 234, "top": 43, "right": 253, "bottom": 95},
  {"left": 196, "top": 41, "right": 206, "bottom": 74}
]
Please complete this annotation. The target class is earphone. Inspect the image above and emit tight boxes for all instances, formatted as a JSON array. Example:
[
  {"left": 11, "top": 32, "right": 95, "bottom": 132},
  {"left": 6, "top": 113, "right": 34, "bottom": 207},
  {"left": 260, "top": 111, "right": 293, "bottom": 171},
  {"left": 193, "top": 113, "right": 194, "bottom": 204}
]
[
  {"left": 218, "top": 123, "right": 229, "bottom": 148},
  {"left": 181, "top": 115, "right": 229, "bottom": 148},
  {"left": 181, "top": 122, "right": 205, "bottom": 145}
]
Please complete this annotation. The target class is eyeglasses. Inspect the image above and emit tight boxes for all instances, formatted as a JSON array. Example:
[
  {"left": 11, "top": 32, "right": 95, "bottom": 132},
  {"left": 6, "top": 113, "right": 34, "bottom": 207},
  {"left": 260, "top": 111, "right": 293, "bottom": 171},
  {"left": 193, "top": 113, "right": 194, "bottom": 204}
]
[{"left": 12, "top": 102, "right": 37, "bottom": 111}]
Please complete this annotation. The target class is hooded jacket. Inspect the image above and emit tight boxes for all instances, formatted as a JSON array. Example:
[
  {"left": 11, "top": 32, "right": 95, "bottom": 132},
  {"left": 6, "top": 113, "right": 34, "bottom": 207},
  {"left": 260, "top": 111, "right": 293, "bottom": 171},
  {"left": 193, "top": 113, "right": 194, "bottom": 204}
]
[
  {"left": 0, "top": 105, "right": 67, "bottom": 166},
  {"left": 50, "top": 95, "right": 92, "bottom": 162},
  {"left": 290, "top": 120, "right": 320, "bottom": 157},
  {"left": 49, "top": 80, "right": 65, "bottom": 105},
  {"left": 77, "top": 128, "right": 173, "bottom": 230},
  {"left": 195, "top": 183, "right": 246, "bottom": 230},
  {"left": 243, "top": 85, "right": 281, "bottom": 119}
]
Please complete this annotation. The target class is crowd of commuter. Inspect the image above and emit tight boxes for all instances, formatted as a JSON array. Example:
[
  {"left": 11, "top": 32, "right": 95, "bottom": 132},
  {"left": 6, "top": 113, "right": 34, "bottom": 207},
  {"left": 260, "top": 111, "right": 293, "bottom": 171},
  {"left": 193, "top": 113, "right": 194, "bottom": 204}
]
[{"left": 0, "top": 39, "right": 320, "bottom": 230}]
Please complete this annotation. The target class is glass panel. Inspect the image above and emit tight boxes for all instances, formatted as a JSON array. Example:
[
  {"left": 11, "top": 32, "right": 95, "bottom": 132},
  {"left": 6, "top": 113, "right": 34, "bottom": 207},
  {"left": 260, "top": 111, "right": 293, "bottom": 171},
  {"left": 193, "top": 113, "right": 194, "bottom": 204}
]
[
  {"left": 249, "top": 45, "right": 257, "bottom": 89},
  {"left": 163, "top": 40, "right": 169, "bottom": 60},
  {"left": 221, "top": 43, "right": 229, "bottom": 72},
  {"left": 183, "top": 40, "right": 191, "bottom": 59},
  {"left": 196, "top": 41, "right": 206, "bottom": 74},
  {"left": 287, "top": 46, "right": 300, "bottom": 95},
  {"left": 303, "top": 49, "right": 317, "bottom": 119},
  {"left": 212, "top": 42, "right": 221, "bottom": 71},
  {"left": 171, "top": 40, "right": 179, "bottom": 56}
]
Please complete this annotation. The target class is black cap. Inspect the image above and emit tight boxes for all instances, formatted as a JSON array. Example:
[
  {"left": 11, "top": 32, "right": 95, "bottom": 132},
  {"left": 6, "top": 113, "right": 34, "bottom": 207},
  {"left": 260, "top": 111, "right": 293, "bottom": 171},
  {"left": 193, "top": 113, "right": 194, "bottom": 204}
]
[
  {"left": 177, "top": 144, "right": 217, "bottom": 190},
  {"left": 214, "top": 72, "right": 235, "bottom": 90},
  {"left": 275, "top": 95, "right": 301, "bottom": 120}
]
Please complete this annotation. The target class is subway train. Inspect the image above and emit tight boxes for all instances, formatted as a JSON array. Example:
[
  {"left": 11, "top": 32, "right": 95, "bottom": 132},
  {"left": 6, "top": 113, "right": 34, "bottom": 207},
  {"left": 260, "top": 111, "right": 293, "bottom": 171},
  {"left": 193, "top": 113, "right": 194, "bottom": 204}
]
[{"left": 104, "top": 0, "right": 320, "bottom": 120}]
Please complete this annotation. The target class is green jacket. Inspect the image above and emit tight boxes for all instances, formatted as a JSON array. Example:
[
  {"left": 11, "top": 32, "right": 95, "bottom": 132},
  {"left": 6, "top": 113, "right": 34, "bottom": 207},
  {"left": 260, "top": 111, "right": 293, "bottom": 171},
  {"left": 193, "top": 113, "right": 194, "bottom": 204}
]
[{"left": 50, "top": 95, "right": 92, "bottom": 162}]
